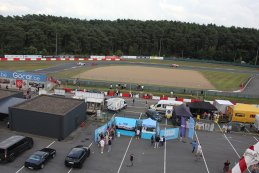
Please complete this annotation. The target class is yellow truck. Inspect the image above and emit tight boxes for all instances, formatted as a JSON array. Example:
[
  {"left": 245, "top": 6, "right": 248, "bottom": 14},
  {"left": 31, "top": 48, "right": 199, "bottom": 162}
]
[{"left": 227, "top": 103, "right": 259, "bottom": 123}]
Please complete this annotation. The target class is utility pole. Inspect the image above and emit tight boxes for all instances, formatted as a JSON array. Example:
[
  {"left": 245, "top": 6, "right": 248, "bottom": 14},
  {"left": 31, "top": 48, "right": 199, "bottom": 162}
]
[
  {"left": 55, "top": 32, "right": 58, "bottom": 56},
  {"left": 255, "top": 47, "right": 259, "bottom": 65}
]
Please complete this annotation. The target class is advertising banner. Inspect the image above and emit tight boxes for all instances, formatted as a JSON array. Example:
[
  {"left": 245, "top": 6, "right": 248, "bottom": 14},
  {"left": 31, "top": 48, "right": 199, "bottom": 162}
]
[
  {"left": 150, "top": 56, "right": 164, "bottom": 60},
  {"left": 0, "top": 70, "right": 47, "bottom": 82},
  {"left": 160, "top": 128, "right": 179, "bottom": 140},
  {"left": 188, "top": 117, "right": 195, "bottom": 140},
  {"left": 136, "top": 56, "right": 150, "bottom": 59}
]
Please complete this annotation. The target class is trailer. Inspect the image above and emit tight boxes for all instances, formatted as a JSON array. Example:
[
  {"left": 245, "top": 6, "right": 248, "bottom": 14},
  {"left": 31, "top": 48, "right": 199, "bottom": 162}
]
[{"left": 106, "top": 98, "right": 127, "bottom": 111}]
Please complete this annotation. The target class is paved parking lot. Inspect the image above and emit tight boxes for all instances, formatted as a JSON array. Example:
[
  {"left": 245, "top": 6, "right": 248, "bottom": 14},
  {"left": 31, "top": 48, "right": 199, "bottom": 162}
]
[{"left": 0, "top": 97, "right": 258, "bottom": 173}]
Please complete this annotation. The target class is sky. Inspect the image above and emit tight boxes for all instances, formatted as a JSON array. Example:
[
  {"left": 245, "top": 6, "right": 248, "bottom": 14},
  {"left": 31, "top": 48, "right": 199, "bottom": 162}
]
[{"left": 0, "top": 0, "right": 258, "bottom": 29}]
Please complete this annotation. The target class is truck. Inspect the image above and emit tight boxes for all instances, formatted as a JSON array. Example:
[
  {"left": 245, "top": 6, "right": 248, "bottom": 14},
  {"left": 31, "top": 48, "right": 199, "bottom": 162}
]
[
  {"left": 106, "top": 98, "right": 127, "bottom": 111},
  {"left": 149, "top": 100, "right": 183, "bottom": 113}
]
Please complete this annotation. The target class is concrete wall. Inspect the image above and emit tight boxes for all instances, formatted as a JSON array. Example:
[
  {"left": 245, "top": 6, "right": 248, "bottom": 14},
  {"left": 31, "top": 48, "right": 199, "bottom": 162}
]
[
  {"left": 62, "top": 102, "right": 86, "bottom": 139},
  {"left": 9, "top": 108, "right": 62, "bottom": 139}
]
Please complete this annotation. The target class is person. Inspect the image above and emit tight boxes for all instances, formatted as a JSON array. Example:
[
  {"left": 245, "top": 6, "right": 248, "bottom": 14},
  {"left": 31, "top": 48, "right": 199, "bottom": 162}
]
[
  {"left": 136, "top": 129, "right": 140, "bottom": 139},
  {"left": 110, "top": 84, "right": 113, "bottom": 89},
  {"left": 100, "top": 139, "right": 105, "bottom": 154},
  {"left": 163, "top": 136, "right": 166, "bottom": 146},
  {"left": 132, "top": 98, "right": 135, "bottom": 105},
  {"left": 227, "top": 123, "right": 232, "bottom": 133},
  {"left": 223, "top": 160, "right": 231, "bottom": 172},
  {"left": 151, "top": 135, "right": 154, "bottom": 146},
  {"left": 127, "top": 154, "right": 134, "bottom": 167},
  {"left": 251, "top": 164, "right": 258, "bottom": 173},
  {"left": 195, "top": 144, "right": 202, "bottom": 160},
  {"left": 159, "top": 136, "right": 164, "bottom": 147},
  {"left": 108, "top": 137, "right": 112, "bottom": 152},
  {"left": 155, "top": 135, "right": 160, "bottom": 149},
  {"left": 192, "top": 140, "right": 197, "bottom": 153}
]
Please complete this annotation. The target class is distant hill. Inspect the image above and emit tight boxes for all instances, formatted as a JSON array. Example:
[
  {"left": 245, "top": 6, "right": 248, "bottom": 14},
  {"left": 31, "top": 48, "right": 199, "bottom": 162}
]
[{"left": 0, "top": 14, "right": 258, "bottom": 64}]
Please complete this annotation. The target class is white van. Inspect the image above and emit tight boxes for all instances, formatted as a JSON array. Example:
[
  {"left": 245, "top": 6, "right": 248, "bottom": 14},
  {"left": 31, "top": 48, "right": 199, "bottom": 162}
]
[
  {"left": 150, "top": 100, "right": 183, "bottom": 113},
  {"left": 106, "top": 98, "right": 127, "bottom": 111}
]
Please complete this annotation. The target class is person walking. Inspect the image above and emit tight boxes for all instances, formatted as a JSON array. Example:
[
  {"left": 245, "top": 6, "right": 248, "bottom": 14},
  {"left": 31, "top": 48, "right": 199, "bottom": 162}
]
[
  {"left": 192, "top": 140, "right": 197, "bottom": 153},
  {"left": 132, "top": 98, "right": 135, "bottom": 105},
  {"left": 151, "top": 135, "right": 154, "bottom": 146},
  {"left": 155, "top": 135, "right": 160, "bottom": 149},
  {"left": 127, "top": 154, "right": 134, "bottom": 167},
  {"left": 108, "top": 137, "right": 112, "bottom": 152},
  {"left": 136, "top": 129, "right": 140, "bottom": 139},
  {"left": 159, "top": 136, "right": 164, "bottom": 147},
  {"left": 100, "top": 139, "right": 105, "bottom": 154}
]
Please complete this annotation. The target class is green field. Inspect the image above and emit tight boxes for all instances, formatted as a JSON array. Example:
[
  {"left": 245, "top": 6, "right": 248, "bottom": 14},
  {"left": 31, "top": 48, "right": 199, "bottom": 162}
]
[{"left": 0, "top": 61, "right": 61, "bottom": 71}]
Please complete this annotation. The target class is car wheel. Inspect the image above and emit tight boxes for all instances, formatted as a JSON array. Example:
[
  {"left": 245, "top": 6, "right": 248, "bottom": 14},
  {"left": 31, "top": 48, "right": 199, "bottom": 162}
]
[
  {"left": 41, "top": 164, "right": 44, "bottom": 169},
  {"left": 52, "top": 153, "right": 56, "bottom": 158}
]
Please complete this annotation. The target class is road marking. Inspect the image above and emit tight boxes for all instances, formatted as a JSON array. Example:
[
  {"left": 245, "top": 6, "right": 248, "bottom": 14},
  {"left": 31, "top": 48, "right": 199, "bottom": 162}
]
[
  {"left": 46, "top": 141, "right": 55, "bottom": 148},
  {"left": 117, "top": 113, "right": 142, "bottom": 173},
  {"left": 15, "top": 140, "right": 56, "bottom": 173},
  {"left": 244, "top": 128, "right": 259, "bottom": 142},
  {"left": 15, "top": 166, "right": 24, "bottom": 173},
  {"left": 67, "top": 142, "right": 93, "bottom": 173},
  {"left": 195, "top": 131, "right": 210, "bottom": 173},
  {"left": 254, "top": 137, "right": 259, "bottom": 142},
  {"left": 216, "top": 123, "right": 251, "bottom": 173},
  {"left": 123, "top": 110, "right": 142, "bottom": 114}
]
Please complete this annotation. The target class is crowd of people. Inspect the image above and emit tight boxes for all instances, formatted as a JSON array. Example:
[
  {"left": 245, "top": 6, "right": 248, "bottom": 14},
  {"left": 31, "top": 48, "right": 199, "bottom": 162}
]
[{"left": 97, "top": 125, "right": 116, "bottom": 154}]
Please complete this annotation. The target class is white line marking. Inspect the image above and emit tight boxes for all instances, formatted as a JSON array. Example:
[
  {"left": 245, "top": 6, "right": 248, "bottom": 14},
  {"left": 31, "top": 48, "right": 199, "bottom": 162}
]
[
  {"left": 67, "top": 142, "right": 93, "bottom": 173},
  {"left": 216, "top": 123, "right": 251, "bottom": 173},
  {"left": 15, "top": 166, "right": 24, "bottom": 173},
  {"left": 254, "top": 137, "right": 259, "bottom": 142},
  {"left": 46, "top": 141, "right": 55, "bottom": 148},
  {"left": 117, "top": 113, "right": 142, "bottom": 173},
  {"left": 123, "top": 110, "right": 142, "bottom": 114},
  {"left": 195, "top": 131, "right": 210, "bottom": 173}
]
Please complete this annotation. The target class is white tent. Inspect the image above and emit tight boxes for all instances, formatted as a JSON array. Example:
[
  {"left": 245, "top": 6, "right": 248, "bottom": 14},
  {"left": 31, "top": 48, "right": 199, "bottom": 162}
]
[{"left": 213, "top": 100, "right": 233, "bottom": 114}]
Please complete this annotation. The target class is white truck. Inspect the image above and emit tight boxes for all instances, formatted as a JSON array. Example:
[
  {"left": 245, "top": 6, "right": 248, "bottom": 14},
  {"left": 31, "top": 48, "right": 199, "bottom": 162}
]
[
  {"left": 150, "top": 100, "right": 183, "bottom": 113},
  {"left": 106, "top": 98, "right": 127, "bottom": 111}
]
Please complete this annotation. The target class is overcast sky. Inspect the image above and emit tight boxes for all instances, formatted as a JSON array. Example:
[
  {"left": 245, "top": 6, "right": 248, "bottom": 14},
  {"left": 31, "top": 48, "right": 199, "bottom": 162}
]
[{"left": 0, "top": 0, "right": 258, "bottom": 29}]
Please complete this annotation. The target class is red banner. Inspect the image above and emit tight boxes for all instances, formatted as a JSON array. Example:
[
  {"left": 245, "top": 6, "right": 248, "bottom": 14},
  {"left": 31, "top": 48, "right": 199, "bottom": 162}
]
[{"left": 16, "top": 80, "right": 23, "bottom": 88}]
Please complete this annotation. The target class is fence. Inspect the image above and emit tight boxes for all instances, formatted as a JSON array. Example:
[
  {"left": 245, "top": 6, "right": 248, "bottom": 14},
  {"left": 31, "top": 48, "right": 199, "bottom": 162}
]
[{"left": 58, "top": 78, "right": 259, "bottom": 99}]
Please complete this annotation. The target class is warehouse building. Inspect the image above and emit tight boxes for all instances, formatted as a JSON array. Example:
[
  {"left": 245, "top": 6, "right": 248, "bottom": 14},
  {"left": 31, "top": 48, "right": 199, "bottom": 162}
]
[{"left": 9, "top": 95, "right": 86, "bottom": 140}]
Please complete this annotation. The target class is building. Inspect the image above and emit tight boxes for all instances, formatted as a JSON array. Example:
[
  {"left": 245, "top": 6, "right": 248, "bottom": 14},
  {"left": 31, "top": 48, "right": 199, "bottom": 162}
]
[{"left": 9, "top": 95, "right": 86, "bottom": 140}]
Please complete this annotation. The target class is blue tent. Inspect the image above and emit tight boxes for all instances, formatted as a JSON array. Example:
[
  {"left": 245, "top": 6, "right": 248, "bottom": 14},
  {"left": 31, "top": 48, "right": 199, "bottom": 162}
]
[{"left": 142, "top": 118, "right": 157, "bottom": 128}]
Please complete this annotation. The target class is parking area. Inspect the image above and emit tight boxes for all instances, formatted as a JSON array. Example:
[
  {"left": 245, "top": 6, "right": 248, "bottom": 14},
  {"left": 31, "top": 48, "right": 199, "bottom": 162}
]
[{"left": 0, "top": 97, "right": 258, "bottom": 173}]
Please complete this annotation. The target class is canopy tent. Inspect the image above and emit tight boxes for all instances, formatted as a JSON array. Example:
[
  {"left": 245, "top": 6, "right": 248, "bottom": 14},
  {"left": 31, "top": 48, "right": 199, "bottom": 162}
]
[
  {"left": 115, "top": 117, "right": 136, "bottom": 131},
  {"left": 142, "top": 118, "right": 157, "bottom": 128},
  {"left": 188, "top": 101, "right": 217, "bottom": 115},
  {"left": 173, "top": 104, "right": 193, "bottom": 118},
  {"left": 0, "top": 97, "right": 26, "bottom": 114}
]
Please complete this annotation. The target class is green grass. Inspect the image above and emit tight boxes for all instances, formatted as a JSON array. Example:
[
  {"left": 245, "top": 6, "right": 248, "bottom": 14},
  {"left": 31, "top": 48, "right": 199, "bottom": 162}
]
[
  {"left": 48, "top": 66, "right": 96, "bottom": 78},
  {"left": 125, "top": 59, "right": 258, "bottom": 72},
  {"left": 200, "top": 71, "right": 250, "bottom": 91},
  {"left": 0, "top": 61, "right": 62, "bottom": 71}
]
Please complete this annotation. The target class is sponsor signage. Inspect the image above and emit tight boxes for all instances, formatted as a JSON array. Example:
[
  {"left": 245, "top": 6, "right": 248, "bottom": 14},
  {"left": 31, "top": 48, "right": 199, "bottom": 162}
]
[{"left": 0, "top": 71, "right": 47, "bottom": 82}]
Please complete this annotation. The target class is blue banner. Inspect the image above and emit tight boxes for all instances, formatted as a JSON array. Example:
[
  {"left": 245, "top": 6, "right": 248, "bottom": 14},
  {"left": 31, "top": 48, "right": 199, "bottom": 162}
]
[
  {"left": 0, "top": 70, "right": 47, "bottom": 82},
  {"left": 94, "top": 124, "right": 107, "bottom": 142},
  {"left": 160, "top": 128, "right": 179, "bottom": 140},
  {"left": 188, "top": 117, "right": 195, "bottom": 140},
  {"left": 180, "top": 117, "right": 186, "bottom": 137}
]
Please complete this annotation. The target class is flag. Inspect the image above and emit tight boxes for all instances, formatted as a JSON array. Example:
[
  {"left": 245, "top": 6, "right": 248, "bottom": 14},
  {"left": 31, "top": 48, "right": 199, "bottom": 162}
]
[
  {"left": 188, "top": 117, "right": 195, "bottom": 140},
  {"left": 180, "top": 117, "right": 186, "bottom": 137}
]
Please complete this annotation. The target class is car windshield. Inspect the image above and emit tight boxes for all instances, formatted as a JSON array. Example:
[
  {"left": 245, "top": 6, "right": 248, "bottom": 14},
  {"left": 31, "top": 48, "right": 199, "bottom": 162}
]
[
  {"left": 29, "top": 154, "right": 41, "bottom": 161},
  {"left": 67, "top": 148, "right": 83, "bottom": 159}
]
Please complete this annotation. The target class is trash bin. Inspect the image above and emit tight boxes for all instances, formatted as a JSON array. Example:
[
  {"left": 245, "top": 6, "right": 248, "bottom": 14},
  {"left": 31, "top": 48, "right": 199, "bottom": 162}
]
[{"left": 117, "top": 132, "right": 120, "bottom": 138}]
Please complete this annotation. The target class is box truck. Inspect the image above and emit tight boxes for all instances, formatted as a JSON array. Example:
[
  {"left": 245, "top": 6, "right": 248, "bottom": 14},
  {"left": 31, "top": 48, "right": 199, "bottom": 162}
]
[{"left": 106, "top": 98, "right": 127, "bottom": 111}]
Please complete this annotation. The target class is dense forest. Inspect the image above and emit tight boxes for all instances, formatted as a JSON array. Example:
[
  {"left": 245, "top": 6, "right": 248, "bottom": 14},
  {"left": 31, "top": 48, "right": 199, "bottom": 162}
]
[{"left": 0, "top": 14, "right": 259, "bottom": 64}]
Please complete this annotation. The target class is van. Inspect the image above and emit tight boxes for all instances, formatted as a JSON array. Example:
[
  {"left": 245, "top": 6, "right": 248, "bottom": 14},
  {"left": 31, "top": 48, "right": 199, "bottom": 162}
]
[
  {"left": 150, "top": 100, "right": 183, "bottom": 113},
  {"left": 106, "top": 98, "right": 127, "bottom": 111},
  {"left": 0, "top": 135, "right": 33, "bottom": 162}
]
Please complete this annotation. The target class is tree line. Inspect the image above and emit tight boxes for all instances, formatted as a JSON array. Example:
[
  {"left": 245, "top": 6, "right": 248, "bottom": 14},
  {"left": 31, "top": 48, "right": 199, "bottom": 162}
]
[{"left": 0, "top": 14, "right": 258, "bottom": 64}]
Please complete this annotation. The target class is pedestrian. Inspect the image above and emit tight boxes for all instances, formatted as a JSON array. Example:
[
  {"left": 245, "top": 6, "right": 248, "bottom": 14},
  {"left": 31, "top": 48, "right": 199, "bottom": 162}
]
[
  {"left": 155, "top": 135, "right": 160, "bottom": 148},
  {"left": 100, "top": 138, "right": 105, "bottom": 154},
  {"left": 227, "top": 123, "right": 232, "bottom": 133},
  {"left": 159, "top": 136, "right": 164, "bottom": 147},
  {"left": 151, "top": 135, "right": 154, "bottom": 146},
  {"left": 191, "top": 140, "right": 197, "bottom": 153},
  {"left": 136, "top": 129, "right": 140, "bottom": 139},
  {"left": 127, "top": 154, "right": 134, "bottom": 167},
  {"left": 163, "top": 136, "right": 165, "bottom": 145},
  {"left": 132, "top": 98, "right": 135, "bottom": 105},
  {"left": 108, "top": 137, "right": 112, "bottom": 152},
  {"left": 110, "top": 84, "right": 113, "bottom": 89},
  {"left": 145, "top": 100, "right": 148, "bottom": 108}
]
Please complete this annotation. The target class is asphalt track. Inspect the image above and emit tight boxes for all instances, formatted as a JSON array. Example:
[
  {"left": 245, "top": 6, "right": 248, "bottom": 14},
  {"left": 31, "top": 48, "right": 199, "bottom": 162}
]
[{"left": 242, "top": 74, "right": 259, "bottom": 96}]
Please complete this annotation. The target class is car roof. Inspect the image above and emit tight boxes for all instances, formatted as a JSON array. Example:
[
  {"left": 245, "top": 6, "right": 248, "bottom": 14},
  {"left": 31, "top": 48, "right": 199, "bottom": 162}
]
[
  {"left": 0, "top": 135, "right": 25, "bottom": 149},
  {"left": 33, "top": 151, "right": 47, "bottom": 156}
]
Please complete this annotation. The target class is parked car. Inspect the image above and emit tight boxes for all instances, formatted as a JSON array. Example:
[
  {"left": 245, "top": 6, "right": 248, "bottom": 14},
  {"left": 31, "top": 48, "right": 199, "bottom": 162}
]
[
  {"left": 24, "top": 148, "right": 56, "bottom": 169},
  {"left": 171, "top": 64, "right": 179, "bottom": 68},
  {"left": 146, "top": 109, "right": 162, "bottom": 122},
  {"left": 64, "top": 145, "right": 90, "bottom": 168}
]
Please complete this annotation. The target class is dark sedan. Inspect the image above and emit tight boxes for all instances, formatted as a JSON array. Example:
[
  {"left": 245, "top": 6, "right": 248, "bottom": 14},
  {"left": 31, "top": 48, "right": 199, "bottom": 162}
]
[
  {"left": 64, "top": 145, "right": 90, "bottom": 168},
  {"left": 146, "top": 109, "right": 162, "bottom": 122},
  {"left": 24, "top": 148, "right": 56, "bottom": 169}
]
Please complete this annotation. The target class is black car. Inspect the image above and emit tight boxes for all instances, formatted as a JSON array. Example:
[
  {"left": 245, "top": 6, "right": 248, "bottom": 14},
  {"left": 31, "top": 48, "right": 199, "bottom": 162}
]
[
  {"left": 146, "top": 109, "right": 162, "bottom": 122},
  {"left": 65, "top": 145, "right": 90, "bottom": 168},
  {"left": 24, "top": 148, "right": 56, "bottom": 169}
]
